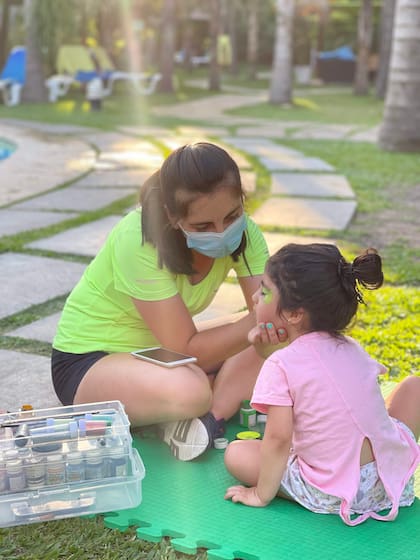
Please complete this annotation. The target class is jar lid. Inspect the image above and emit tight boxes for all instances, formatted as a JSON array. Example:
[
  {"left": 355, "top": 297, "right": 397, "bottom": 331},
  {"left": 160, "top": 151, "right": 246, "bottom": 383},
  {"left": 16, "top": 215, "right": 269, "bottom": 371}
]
[
  {"left": 236, "top": 431, "right": 261, "bottom": 440},
  {"left": 213, "top": 437, "right": 229, "bottom": 449}
]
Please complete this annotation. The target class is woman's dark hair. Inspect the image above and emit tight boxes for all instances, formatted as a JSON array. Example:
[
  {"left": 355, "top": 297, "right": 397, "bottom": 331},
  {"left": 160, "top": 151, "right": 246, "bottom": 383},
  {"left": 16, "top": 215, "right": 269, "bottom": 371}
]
[
  {"left": 140, "top": 142, "right": 247, "bottom": 274},
  {"left": 266, "top": 243, "right": 383, "bottom": 335}
]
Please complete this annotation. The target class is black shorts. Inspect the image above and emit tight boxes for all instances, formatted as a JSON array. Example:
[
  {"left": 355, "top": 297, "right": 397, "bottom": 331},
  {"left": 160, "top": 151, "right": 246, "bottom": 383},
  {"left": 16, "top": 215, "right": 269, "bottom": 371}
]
[{"left": 51, "top": 348, "right": 108, "bottom": 406}]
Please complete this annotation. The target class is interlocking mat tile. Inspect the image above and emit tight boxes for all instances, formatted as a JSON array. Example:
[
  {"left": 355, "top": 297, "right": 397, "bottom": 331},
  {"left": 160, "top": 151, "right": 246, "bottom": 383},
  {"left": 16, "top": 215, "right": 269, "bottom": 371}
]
[{"left": 105, "top": 418, "right": 419, "bottom": 560}]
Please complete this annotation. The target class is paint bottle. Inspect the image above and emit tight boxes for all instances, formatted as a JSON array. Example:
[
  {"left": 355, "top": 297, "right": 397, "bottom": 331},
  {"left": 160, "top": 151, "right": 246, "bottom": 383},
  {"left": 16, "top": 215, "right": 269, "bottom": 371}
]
[
  {"left": 6, "top": 457, "right": 26, "bottom": 492},
  {"left": 256, "top": 414, "right": 267, "bottom": 436},
  {"left": 239, "top": 400, "right": 257, "bottom": 429},
  {"left": 84, "top": 448, "right": 105, "bottom": 480},
  {"left": 25, "top": 455, "right": 46, "bottom": 489},
  {"left": 66, "top": 451, "right": 85, "bottom": 483},
  {"left": 46, "top": 454, "right": 66, "bottom": 486},
  {"left": 0, "top": 454, "right": 7, "bottom": 492},
  {"left": 106, "top": 445, "right": 127, "bottom": 478}
]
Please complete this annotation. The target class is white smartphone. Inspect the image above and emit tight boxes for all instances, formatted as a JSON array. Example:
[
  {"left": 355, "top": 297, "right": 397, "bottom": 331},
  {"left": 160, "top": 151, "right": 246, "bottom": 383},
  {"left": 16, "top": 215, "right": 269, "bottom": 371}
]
[{"left": 131, "top": 347, "right": 197, "bottom": 368}]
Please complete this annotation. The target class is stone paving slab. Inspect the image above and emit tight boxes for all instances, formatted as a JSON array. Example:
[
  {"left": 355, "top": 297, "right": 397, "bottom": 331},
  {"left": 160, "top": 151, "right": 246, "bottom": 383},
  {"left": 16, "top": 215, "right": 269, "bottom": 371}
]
[
  {"left": 26, "top": 215, "right": 122, "bottom": 256},
  {"left": 0, "top": 350, "right": 60, "bottom": 410},
  {"left": 347, "top": 126, "right": 379, "bottom": 142},
  {"left": 0, "top": 253, "right": 85, "bottom": 319},
  {"left": 0, "top": 209, "right": 78, "bottom": 237},
  {"left": 159, "top": 137, "right": 252, "bottom": 169},
  {"left": 259, "top": 154, "right": 334, "bottom": 172},
  {"left": 193, "top": 282, "right": 246, "bottom": 322},
  {"left": 10, "top": 187, "right": 135, "bottom": 212},
  {"left": 262, "top": 232, "right": 336, "bottom": 255},
  {"left": 118, "top": 125, "right": 174, "bottom": 137},
  {"left": 271, "top": 173, "right": 354, "bottom": 198},
  {"left": 0, "top": 124, "right": 96, "bottom": 207},
  {"left": 1, "top": 118, "right": 94, "bottom": 135},
  {"left": 70, "top": 169, "right": 149, "bottom": 188},
  {"left": 176, "top": 126, "right": 229, "bottom": 137},
  {"left": 289, "top": 124, "right": 356, "bottom": 140},
  {"left": 223, "top": 137, "right": 334, "bottom": 171},
  {"left": 5, "top": 312, "right": 61, "bottom": 344},
  {"left": 252, "top": 197, "right": 357, "bottom": 231}
]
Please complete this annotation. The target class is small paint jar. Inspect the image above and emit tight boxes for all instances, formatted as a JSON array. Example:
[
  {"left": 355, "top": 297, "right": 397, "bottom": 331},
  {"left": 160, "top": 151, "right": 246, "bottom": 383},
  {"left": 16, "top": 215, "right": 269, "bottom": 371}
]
[
  {"left": 66, "top": 451, "right": 85, "bottom": 483},
  {"left": 85, "top": 448, "right": 105, "bottom": 480},
  {"left": 239, "top": 400, "right": 257, "bottom": 429},
  {"left": 6, "top": 458, "right": 26, "bottom": 492},
  {"left": 256, "top": 414, "right": 267, "bottom": 436},
  {"left": 236, "top": 431, "right": 261, "bottom": 441},
  {"left": 46, "top": 454, "right": 66, "bottom": 486},
  {"left": 106, "top": 445, "right": 127, "bottom": 478},
  {"left": 25, "top": 455, "right": 46, "bottom": 489},
  {"left": 0, "top": 454, "right": 8, "bottom": 492}
]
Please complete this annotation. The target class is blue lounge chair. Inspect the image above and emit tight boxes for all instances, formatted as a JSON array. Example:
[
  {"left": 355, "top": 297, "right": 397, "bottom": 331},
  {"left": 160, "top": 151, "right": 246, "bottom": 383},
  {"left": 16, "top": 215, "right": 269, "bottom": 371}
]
[{"left": 0, "top": 46, "right": 26, "bottom": 106}]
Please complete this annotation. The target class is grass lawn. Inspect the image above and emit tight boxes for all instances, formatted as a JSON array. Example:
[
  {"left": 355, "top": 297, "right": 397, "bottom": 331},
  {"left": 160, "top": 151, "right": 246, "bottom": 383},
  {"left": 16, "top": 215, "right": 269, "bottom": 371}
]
[
  {"left": 228, "top": 89, "right": 384, "bottom": 126},
  {"left": 0, "top": 80, "right": 419, "bottom": 558}
]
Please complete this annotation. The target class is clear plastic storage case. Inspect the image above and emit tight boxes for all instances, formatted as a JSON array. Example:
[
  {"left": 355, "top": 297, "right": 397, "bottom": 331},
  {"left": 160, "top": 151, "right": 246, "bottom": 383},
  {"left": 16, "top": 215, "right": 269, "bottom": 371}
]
[{"left": 0, "top": 401, "right": 145, "bottom": 527}]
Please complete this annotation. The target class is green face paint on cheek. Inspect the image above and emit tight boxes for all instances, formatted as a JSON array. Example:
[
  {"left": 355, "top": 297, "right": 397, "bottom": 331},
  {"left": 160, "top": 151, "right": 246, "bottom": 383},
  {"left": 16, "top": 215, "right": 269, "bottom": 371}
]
[{"left": 263, "top": 289, "right": 273, "bottom": 304}]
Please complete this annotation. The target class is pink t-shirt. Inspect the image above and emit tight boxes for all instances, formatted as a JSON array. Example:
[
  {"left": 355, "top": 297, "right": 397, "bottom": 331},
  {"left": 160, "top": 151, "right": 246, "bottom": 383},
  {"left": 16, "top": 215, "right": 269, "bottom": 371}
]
[{"left": 251, "top": 331, "right": 420, "bottom": 525}]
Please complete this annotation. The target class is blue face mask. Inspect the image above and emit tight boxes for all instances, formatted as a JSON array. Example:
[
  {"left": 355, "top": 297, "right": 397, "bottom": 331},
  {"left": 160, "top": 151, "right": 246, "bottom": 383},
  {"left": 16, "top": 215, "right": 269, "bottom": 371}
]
[{"left": 179, "top": 213, "right": 247, "bottom": 258}]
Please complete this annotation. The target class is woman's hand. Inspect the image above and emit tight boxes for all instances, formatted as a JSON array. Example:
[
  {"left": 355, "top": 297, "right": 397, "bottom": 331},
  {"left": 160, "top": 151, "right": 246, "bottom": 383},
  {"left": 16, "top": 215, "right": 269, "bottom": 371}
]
[
  {"left": 248, "top": 323, "right": 288, "bottom": 358},
  {"left": 224, "top": 485, "right": 269, "bottom": 507}
]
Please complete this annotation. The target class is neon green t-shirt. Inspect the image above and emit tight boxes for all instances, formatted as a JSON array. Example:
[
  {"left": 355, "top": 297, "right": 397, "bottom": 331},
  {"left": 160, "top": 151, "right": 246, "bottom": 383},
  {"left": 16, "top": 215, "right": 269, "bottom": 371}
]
[{"left": 53, "top": 208, "right": 269, "bottom": 353}]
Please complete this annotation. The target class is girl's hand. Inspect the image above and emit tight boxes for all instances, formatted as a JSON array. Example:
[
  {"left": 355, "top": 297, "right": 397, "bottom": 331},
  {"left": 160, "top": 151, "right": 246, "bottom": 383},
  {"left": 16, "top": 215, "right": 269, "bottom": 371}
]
[
  {"left": 224, "top": 485, "right": 268, "bottom": 507},
  {"left": 248, "top": 324, "right": 288, "bottom": 357}
]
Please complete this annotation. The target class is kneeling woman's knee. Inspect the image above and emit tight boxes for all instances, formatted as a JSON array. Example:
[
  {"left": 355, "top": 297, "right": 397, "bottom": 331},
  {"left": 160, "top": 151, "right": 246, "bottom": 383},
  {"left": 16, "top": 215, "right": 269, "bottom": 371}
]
[{"left": 173, "top": 365, "right": 212, "bottom": 417}]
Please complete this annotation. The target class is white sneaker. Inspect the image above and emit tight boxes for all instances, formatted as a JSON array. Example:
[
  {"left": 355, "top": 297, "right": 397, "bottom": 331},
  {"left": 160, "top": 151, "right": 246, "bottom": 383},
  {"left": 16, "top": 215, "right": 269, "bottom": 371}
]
[{"left": 160, "top": 418, "right": 210, "bottom": 461}]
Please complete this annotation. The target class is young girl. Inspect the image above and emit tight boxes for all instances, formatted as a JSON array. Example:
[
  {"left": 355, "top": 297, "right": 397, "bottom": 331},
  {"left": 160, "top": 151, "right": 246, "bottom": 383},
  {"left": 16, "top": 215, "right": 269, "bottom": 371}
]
[{"left": 224, "top": 243, "right": 420, "bottom": 525}]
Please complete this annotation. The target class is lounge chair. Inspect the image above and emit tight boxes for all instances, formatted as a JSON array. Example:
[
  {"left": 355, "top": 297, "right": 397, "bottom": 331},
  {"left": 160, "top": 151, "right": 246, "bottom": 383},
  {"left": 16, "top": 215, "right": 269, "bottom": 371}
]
[
  {"left": 45, "top": 45, "right": 161, "bottom": 102},
  {"left": 0, "top": 46, "right": 26, "bottom": 106}
]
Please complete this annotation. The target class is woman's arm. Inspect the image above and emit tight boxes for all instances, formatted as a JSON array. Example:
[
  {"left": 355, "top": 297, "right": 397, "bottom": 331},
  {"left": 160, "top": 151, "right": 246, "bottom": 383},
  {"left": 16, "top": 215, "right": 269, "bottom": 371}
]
[
  {"left": 225, "top": 405, "right": 293, "bottom": 507},
  {"left": 132, "top": 293, "right": 256, "bottom": 371}
]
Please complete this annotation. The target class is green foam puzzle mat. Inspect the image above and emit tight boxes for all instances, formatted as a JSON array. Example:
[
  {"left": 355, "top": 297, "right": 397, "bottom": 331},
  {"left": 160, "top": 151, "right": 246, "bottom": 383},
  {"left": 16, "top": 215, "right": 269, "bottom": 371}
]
[{"left": 104, "top": 382, "right": 419, "bottom": 559}]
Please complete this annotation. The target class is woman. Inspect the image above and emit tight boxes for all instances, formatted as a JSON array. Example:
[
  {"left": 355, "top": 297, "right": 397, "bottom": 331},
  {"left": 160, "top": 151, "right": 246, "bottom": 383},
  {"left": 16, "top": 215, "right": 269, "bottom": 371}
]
[{"left": 51, "top": 142, "right": 286, "bottom": 461}]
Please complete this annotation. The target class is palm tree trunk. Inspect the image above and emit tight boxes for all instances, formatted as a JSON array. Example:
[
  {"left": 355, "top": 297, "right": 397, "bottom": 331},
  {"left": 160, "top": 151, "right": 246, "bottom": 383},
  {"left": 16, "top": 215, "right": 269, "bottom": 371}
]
[
  {"left": 269, "top": 0, "right": 294, "bottom": 105},
  {"left": 22, "top": 0, "right": 47, "bottom": 103},
  {"left": 375, "top": 0, "right": 396, "bottom": 98},
  {"left": 378, "top": 0, "right": 420, "bottom": 151},
  {"left": 0, "top": 0, "right": 11, "bottom": 68},
  {"left": 208, "top": 0, "right": 221, "bottom": 91},
  {"left": 353, "top": 0, "right": 373, "bottom": 95},
  {"left": 247, "top": 1, "right": 259, "bottom": 80},
  {"left": 159, "top": 0, "right": 175, "bottom": 92}
]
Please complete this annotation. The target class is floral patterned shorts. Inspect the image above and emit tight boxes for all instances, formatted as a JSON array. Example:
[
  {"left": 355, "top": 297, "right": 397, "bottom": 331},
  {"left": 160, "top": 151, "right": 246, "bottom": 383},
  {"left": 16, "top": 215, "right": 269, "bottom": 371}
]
[{"left": 279, "top": 420, "right": 416, "bottom": 515}]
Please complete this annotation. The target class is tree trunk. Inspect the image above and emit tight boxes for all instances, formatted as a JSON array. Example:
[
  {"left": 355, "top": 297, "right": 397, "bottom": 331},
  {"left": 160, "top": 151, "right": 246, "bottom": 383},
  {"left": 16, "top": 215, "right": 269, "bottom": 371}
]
[
  {"left": 269, "top": 0, "right": 294, "bottom": 105},
  {"left": 22, "top": 0, "right": 47, "bottom": 103},
  {"left": 353, "top": 0, "right": 373, "bottom": 95},
  {"left": 228, "top": 0, "right": 238, "bottom": 75},
  {"left": 378, "top": 0, "right": 420, "bottom": 151},
  {"left": 208, "top": 0, "right": 221, "bottom": 91},
  {"left": 0, "top": 0, "right": 11, "bottom": 69},
  {"left": 247, "top": 1, "right": 259, "bottom": 80},
  {"left": 375, "top": 0, "right": 396, "bottom": 98},
  {"left": 159, "top": 0, "right": 175, "bottom": 92}
]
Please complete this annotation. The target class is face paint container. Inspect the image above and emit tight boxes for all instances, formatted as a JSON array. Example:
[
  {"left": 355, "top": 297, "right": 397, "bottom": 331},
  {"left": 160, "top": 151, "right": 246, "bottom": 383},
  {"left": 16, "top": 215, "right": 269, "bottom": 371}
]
[
  {"left": 85, "top": 448, "right": 105, "bottom": 481},
  {"left": 66, "top": 451, "right": 85, "bottom": 483},
  {"left": 6, "top": 457, "right": 26, "bottom": 491},
  {"left": 239, "top": 400, "right": 257, "bottom": 429},
  {"left": 46, "top": 454, "right": 66, "bottom": 486},
  {"left": 25, "top": 455, "right": 46, "bottom": 489},
  {"left": 107, "top": 445, "right": 127, "bottom": 478},
  {"left": 0, "top": 454, "right": 7, "bottom": 492}
]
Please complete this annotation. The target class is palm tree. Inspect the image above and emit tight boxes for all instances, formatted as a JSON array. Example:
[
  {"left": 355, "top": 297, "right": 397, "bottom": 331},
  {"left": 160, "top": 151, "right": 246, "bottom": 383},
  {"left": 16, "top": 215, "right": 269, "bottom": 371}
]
[
  {"left": 378, "top": 0, "right": 420, "bottom": 151},
  {"left": 22, "top": 0, "right": 47, "bottom": 102},
  {"left": 375, "top": 0, "right": 396, "bottom": 98},
  {"left": 269, "top": 0, "right": 294, "bottom": 105},
  {"left": 208, "top": 0, "right": 221, "bottom": 91},
  {"left": 159, "top": 0, "right": 176, "bottom": 92},
  {"left": 247, "top": 1, "right": 259, "bottom": 80},
  {"left": 353, "top": 0, "right": 373, "bottom": 95}
]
